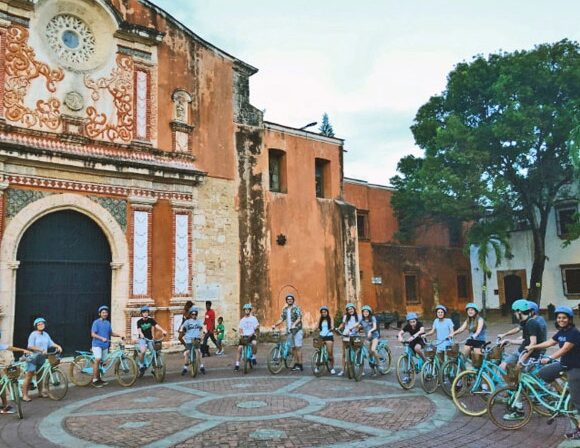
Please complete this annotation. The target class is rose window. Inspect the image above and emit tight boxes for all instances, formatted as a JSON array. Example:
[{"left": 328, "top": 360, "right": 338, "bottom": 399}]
[{"left": 46, "top": 15, "right": 96, "bottom": 66}]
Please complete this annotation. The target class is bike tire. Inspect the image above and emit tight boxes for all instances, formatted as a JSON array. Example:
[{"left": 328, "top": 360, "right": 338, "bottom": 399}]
[
  {"left": 440, "top": 359, "right": 461, "bottom": 398},
  {"left": 421, "top": 360, "right": 439, "bottom": 394},
  {"left": 152, "top": 353, "right": 166, "bottom": 383},
  {"left": 69, "top": 355, "right": 93, "bottom": 387},
  {"left": 11, "top": 381, "right": 22, "bottom": 419},
  {"left": 115, "top": 356, "right": 138, "bottom": 387},
  {"left": 267, "top": 346, "right": 284, "bottom": 375},
  {"left": 396, "top": 354, "right": 415, "bottom": 390},
  {"left": 451, "top": 369, "right": 494, "bottom": 417},
  {"left": 488, "top": 386, "right": 533, "bottom": 430},
  {"left": 284, "top": 351, "right": 296, "bottom": 370},
  {"left": 190, "top": 349, "right": 200, "bottom": 378},
  {"left": 376, "top": 345, "right": 392, "bottom": 375},
  {"left": 353, "top": 349, "right": 364, "bottom": 382},
  {"left": 311, "top": 351, "right": 324, "bottom": 377},
  {"left": 44, "top": 368, "right": 68, "bottom": 401}
]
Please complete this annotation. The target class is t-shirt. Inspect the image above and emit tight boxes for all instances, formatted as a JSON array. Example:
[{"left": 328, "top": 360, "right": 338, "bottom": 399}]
[
  {"left": 360, "top": 316, "right": 380, "bottom": 339},
  {"left": 91, "top": 318, "right": 112, "bottom": 349},
  {"left": 433, "top": 318, "right": 454, "bottom": 351},
  {"left": 342, "top": 315, "right": 360, "bottom": 336},
  {"left": 137, "top": 318, "right": 157, "bottom": 340},
  {"left": 27, "top": 331, "right": 55, "bottom": 352},
  {"left": 239, "top": 316, "right": 259, "bottom": 336},
  {"left": 216, "top": 323, "right": 225, "bottom": 341},
  {"left": 204, "top": 309, "right": 216, "bottom": 332},
  {"left": 319, "top": 318, "right": 333, "bottom": 337},
  {"left": 403, "top": 321, "right": 424, "bottom": 340},
  {"left": 180, "top": 318, "right": 204, "bottom": 343},
  {"left": 467, "top": 317, "right": 487, "bottom": 341},
  {"left": 520, "top": 317, "right": 547, "bottom": 355},
  {"left": 552, "top": 326, "right": 580, "bottom": 370}
]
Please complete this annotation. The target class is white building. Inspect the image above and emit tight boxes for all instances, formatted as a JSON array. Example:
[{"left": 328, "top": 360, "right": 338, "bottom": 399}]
[{"left": 471, "top": 199, "right": 580, "bottom": 312}]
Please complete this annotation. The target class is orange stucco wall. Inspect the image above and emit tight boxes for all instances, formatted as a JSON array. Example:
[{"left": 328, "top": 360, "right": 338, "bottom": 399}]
[{"left": 151, "top": 199, "right": 173, "bottom": 330}]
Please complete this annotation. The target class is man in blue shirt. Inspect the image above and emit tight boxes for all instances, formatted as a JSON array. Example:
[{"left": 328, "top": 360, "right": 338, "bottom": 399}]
[{"left": 91, "top": 306, "right": 123, "bottom": 388}]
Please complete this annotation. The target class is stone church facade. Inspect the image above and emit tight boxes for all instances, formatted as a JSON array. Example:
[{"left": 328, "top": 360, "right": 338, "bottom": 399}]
[{"left": 0, "top": 0, "right": 356, "bottom": 352}]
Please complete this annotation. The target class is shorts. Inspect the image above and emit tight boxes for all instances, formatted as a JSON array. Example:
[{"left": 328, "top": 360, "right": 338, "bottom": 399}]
[
  {"left": 26, "top": 353, "right": 45, "bottom": 373},
  {"left": 238, "top": 335, "right": 257, "bottom": 345},
  {"left": 465, "top": 339, "right": 486, "bottom": 348},
  {"left": 138, "top": 339, "right": 154, "bottom": 351},
  {"left": 321, "top": 335, "right": 334, "bottom": 342},
  {"left": 92, "top": 347, "right": 109, "bottom": 360},
  {"left": 288, "top": 329, "right": 303, "bottom": 348},
  {"left": 409, "top": 337, "right": 425, "bottom": 348}
]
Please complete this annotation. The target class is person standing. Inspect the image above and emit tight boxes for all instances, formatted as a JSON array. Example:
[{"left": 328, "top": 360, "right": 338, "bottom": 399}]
[
  {"left": 202, "top": 301, "right": 223, "bottom": 356},
  {"left": 91, "top": 306, "right": 123, "bottom": 388},
  {"left": 272, "top": 294, "right": 303, "bottom": 371}
]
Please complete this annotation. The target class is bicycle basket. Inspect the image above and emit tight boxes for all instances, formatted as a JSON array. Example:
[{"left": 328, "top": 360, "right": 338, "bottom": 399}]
[
  {"left": 446, "top": 343, "right": 459, "bottom": 359},
  {"left": 488, "top": 345, "right": 504, "bottom": 361},
  {"left": 4, "top": 365, "right": 20, "bottom": 381},
  {"left": 48, "top": 354, "right": 60, "bottom": 367},
  {"left": 240, "top": 336, "right": 251, "bottom": 346},
  {"left": 470, "top": 352, "right": 483, "bottom": 369},
  {"left": 154, "top": 340, "right": 163, "bottom": 351},
  {"left": 313, "top": 337, "right": 323, "bottom": 349},
  {"left": 504, "top": 365, "right": 521, "bottom": 387},
  {"left": 192, "top": 338, "right": 201, "bottom": 349},
  {"left": 350, "top": 336, "right": 363, "bottom": 349},
  {"left": 270, "top": 331, "right": 281, "bottom": 343},
  {"left": 424, "top": 345, "right": 437, "bottom": 360}
]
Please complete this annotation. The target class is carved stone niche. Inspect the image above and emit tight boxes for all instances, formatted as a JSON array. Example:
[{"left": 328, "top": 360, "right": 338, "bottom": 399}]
[
  {"left": 172, "top": 90, "right": 192, "bottom": 124},
  {"left": 171, "top": 89, "right": 194, "bottom": 153}
]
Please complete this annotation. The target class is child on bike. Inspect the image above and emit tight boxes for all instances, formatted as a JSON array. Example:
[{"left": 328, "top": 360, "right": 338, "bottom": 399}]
[
  {"left": 136, "top": 305, "right": 167, "bottom": 377},
  {"left": 235, "top": 304, "right": 259, "bottom": 371},
  {"left": 317, "top": 306, "right": 336, "bottom": 375},
  {"left": 425, "top": 305, "right": 454, "bottom": 359},
  {"left": 179, "top": 307, "right": 206, "bottom": 375},
  {"left": 449, "top": 303, "right": 486, "bottom": 360},
  {"left": 527, "top": 306, "right": 580, "bottom": 441},
  {"left": 353, "top": 305, "right": 380, "bottom": 375},
  {"left": 216, "top": 316, "right": 225, "bottom": 355},
  {"left": 0, "top": 337, "right": 30, "bottom": 413},
  {"left": 398, "top": 312, "right": 426, "bottom": 361},
  {"left": 336, "top": 303, "right": 360, "bottom": 376}
]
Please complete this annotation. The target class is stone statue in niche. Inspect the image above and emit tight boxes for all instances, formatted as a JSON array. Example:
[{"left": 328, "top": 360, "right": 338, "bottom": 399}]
[{"left": 172, "top": 90, "right": 192, "bottom": 123}]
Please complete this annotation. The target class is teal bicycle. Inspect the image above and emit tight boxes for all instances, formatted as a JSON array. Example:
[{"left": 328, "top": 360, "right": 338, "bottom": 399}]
[
  {"left": 20, "top": 351, "right": 68, "bottom": 400},
  {"left": 440, "top": 339, "right": 468, "bottom": 397},
  {"left": 352, "top": 337, "right": 392, "bottom": 381},
  {"left": 396, "top": 340, "right": 426, "bottom": 389},
  {"left": 420, "top": 340, "right": 449, "bottom": 393},
  {"left": 488, "top": 354, "right": 574, "bottom": 430},
  {"left": 239, "top": 335, "right": 255, "bottom": 374},
  {"left": 69, "top": 340, "right": 138, "bottom": 387},
  {"left": 267, "top": 331, "right": 295, "bottom": 375},
  {"left": 133, "top": 338, "right": 166, "bottom": 383},
  {"left": 0, "top": 364, "right": 22, "bottom": 418},
  {"left": 311, "top": 333, "right": 333, "bottom": 377}
]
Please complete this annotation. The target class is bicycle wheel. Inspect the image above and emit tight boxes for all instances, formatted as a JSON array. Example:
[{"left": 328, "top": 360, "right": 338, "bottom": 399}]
[
  {"left": 421, "top": 360, "right": 439, "bottom": 394},
  {"left": 440, "top": 359, "right": 461, "bottom": 398},
  {"left": 396, "top": 355, "right": 415, "bottom": 389},
  {"left": 243, "top": 347, "right": 251, "bottom": 374},
  {"left": 267, "top": 346, "right": 284, "bottom": 374},
  {"left": 284, "top": 349, "right": 296, "bottom": 370},
  {"left": 311, "top": 350, "right": 324, "bottom": 377},
  {"left": 353, "top": 349, "right": 365, "bottom": 382},
  {"left": 69, "top": 355, "right": 93, "bottom": 387},
  {"left": 44, "top": 368, "right": 68, "bottom": 401},
  {"left": 11, "top": 382, "right": 23, "bottom": 419},
  {"left": 115, "top": 356, "right": 138, "bottom": 387},
  {"left": 190, "top": 349, "right": 200, "bottom": 378},
  {"left": 488, "top": 386, "right": 533, "bottom": 430},
  {"left": 152, "top": 353, "right": 166, "bottom": 383},
  {"left": 376, "top": 345, "right": 392, "bottom": 375},
  {"left": 451, "top": 370, "right": 494, "bottom": 416}
]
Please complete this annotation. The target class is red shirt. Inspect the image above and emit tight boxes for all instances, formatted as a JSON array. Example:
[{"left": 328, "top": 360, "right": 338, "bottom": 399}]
[{"left": 204, "top": 308, "right": 216, "bottom": 332}]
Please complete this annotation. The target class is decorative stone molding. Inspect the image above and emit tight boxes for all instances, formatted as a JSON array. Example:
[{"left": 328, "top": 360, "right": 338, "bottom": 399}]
[
  {"left": 6, "top": 189, "right": 50, "bottom": 218},
  {"left": 89, "top": 196, "right": 127, "bottom": 231},
  {"left": 128, "top": 195, "right": 157, "bottom": 208}
]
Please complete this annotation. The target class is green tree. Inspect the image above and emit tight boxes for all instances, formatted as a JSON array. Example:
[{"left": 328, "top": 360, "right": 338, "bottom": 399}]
[
  {"left": 319, "top": 113, "right": 335, "bottom": 137},
  {"left": 391, "top": 40, "right": 580, "bottom": 304}
]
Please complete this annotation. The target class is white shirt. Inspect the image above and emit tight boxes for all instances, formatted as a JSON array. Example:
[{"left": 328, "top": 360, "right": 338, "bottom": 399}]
[
  {"left": 286, "top": 308, "right": 292, "bottom": 330},
  {"left": 239, "top": 316, "right": 259, "bottom": 336},
  {"left": 342, "top": 315, "right": 360, "bottom": 336}
]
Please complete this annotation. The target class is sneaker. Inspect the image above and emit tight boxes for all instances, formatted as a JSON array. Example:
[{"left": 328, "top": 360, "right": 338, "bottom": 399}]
[
  {"left": 565, "top": 429, "right": 580, "bottom": 440},
  {"left": 217, "top": 349, "right": 225, "bottom": 355},
  {"left": 330, "top": 369, "right": 336, "bottom": 375},
  {"left": 0, "top": 406, "right": 15, "bottom": 414},
  {"left": 200, "top": 366, "right": 206, "bottom": 375},
  {"left": 234, "top": 365, "right": 240, "bottom": 371},
  {"left": 92, "top": 379, "right": 104, "bottom": 388},
  {"left": 291, "top": 365, "right": 301, "bottom": 372},
  {"left": 402, "top": 376, "right": 410, "bottom": 384},
  {"left": 314, "top": 368, "right": 320, "bottom": 374},
  {"left": 100, "top": 379, "right": 108, "bottom": 386},
  {"left": 502, "top": 411, "right": 525, "bottom": 421},
  {"left": 138, "top": 366, "right": 146, "bottom": 378},
  {"left": 181, "top": 367, "right": 187, "bottom": 376}
]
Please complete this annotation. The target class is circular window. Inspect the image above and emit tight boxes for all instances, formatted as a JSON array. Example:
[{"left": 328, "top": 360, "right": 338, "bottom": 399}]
[{"left": 46, "top": 15, "right": 96, "bottom": 66}]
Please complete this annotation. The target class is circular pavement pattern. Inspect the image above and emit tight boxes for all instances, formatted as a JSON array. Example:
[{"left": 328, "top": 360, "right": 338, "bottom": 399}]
[{"left": 39, "top": 375, "right": 573, "bottom": 448}]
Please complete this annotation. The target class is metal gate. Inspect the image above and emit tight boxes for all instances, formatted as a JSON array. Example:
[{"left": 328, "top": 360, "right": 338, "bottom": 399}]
[{"left": 13, "top": 210, "right": 112, "bottom": 355}]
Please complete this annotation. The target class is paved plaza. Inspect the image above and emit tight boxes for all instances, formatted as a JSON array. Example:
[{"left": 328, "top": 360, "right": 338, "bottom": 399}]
[{"left": 0, "top": 322, "right": 576, "bottom": 448}]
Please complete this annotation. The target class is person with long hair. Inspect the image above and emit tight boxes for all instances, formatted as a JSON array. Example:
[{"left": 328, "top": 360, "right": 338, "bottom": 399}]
[
  {"left": 425, "top": 305, "right": 454, "bottom": 359},
  {"left": 353, "top": 305, "right": 380, "bottom": 375},
  {"left": 317, "top": 306, "right": 336, "bottom": 375},
  {"left": 336, "top": 303, "right": 360, "bottom": 376},
  {"left": 449, "top": 303, "right": 487, "bottom": 359},
  {"left": 398, "top": 312, "right": 426, "bottom": 361}
]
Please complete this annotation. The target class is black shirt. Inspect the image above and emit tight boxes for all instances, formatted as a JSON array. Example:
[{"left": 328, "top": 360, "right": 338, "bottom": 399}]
[
  {"left": 403, "top": 321, "right": 424, "bottom": 339},
  {"left": 137, "top": 318, "right": 157, "bottom": 340},
  {"left": 553, "top": 326, "right": 580, "bottom": 370},
  {"left": 520, "top": 317, "right": 547, "bottom": 356}
]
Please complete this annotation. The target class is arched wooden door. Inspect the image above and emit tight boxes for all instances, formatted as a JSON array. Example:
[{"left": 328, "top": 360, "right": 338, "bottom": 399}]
[{"left": 13, "top": 210, "right": 112, "bottom": 354}]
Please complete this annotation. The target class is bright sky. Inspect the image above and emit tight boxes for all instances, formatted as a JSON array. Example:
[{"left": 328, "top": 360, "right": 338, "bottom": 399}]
[{"left": 154, "top": 0, "right": 580, "bottom": 185}]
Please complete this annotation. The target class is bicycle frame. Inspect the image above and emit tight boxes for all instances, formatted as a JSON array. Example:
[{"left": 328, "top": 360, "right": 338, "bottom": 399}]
[
  {"left": 404, "top": 343, "right": 424, "bottom": 372},
  {"left": 76, "top": 345, "right": 130, "bottom": 376},
  {"left": 519, "top": 372, "right": 573, "bottom": 416}
]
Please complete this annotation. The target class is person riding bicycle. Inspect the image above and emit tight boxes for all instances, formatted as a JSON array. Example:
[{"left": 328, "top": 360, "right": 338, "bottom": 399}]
[
  {"left": 398, "top": 312, "right": 426, "bottom": 362},
  {"left": 91, "top": 306, "right": 124, "bottom": 388},
  {"left": 317, "top": 306, "right": 336, "bottom": 375},
  {"left": 526, "top": 306, "right": 580, "bottom": 441},
  {"left": 179, "top": 307, "right": 206, "bottom": 376},
  {"left": 22, "top": 318, "right": 62, "bottom": 401},
  {"left": 527, "top": 300, "right": 547, "bottom": 334},
  {"left": 272, "top": 294, "right": 304, "bottom": 372},
  {"left": 498, "top": 299, "right": 546, "bottom": 372},
  {"left": 336, "top": 303, "right": 361, "bottom": 376},
  {"left": 235, "top": 304, "right": 260, "bottom": 371},
  {"left": 136, "top": 306, "right": 167, "bottom": 377},
  {"left": 353, "top": 305, "right": 380, "bottom": 376},
  {"left": 425, "top": 305, "right": 454, "bottom": 359},
  {"left": 449, "top": 303, "right": 486, "bottom": 360},
  {"left": 0, "top": 334, "right": 30, "bottom": 413}
]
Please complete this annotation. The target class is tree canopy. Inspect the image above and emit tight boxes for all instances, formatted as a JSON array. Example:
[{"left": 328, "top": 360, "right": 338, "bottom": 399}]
[{"left": 391, "top": 39, "right": 580, "bottom": 302}]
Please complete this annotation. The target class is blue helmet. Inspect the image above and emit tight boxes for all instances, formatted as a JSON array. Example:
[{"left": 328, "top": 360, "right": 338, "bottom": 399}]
[
  {"left": 189, "top": 306, "right": 199, "bottom": 315},
  {"left": 465, "top": 303, "right": 479, "bottom": 312},
  {"left": 512, "top": 299, "right": 530, "bottom": 312},
  {"left": 243, "top": 303, "right": 252, "bottom": 310},
  {"left": 33, "top": 317, "right": 46, "bottom": 327},
  {"left": 361, "top": 305, "right": 373, "bottom": 313},
  {"left": 555, "top": 306, "right": 574, "bottom": 319},
  {"left": 98, "top": 305, "right": 109, "bottom": 314},
  {"left": 320, "top": 306, "right": 329, "bottom": 312},
  {"left": 345, "top": 303, "right": 355, "bottom": 310},
  {"left": 435, "top": 305, "right": 448, "bottom": 314},
  {"left": 140, "top": 306, "right": 150, "bottom": 313},
  {"left": 527, "top": 301, "right": 539, "bottom": 314},
  {"left": 406, "top": 312, "right": 418, "bottom": 321}
]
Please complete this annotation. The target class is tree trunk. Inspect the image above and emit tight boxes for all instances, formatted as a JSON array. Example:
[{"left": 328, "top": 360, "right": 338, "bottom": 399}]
[{"left": 527, "top": 209, "right": 550, "bottom": 305}]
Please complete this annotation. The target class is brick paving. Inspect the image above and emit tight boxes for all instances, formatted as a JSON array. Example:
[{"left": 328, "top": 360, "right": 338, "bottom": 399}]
[{"left": 197, "top": 395, "right": 309, "bottom": 417}]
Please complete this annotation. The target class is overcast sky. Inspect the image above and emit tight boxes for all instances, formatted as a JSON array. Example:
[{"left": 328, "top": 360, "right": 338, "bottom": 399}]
[{"left": 155, "top": 0, "right": 580, "bottom": 185}]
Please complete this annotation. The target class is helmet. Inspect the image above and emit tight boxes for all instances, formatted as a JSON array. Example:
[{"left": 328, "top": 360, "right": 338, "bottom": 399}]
[
  {"left": 285, "top": 294, "right": 295, "bottom": 301},
  {"left": 243, "top": 303, "right": 252, "bottom": 310},
  {"left": 435, "top": 305, "right": 448, "bottom": 314},
  {"left": 33, "top": 317, "right": 46, "bottom": 327},
  {"left": 527, "top": 301, "right": 539, "bottom": 314},
  {"left": 345, "top": 303, "right": 355, "bottom": 310},
  {"left": 140, "top": 306, "right": 150, "bottom": 313},
  {"left": 361, "top": 305, "right": 373, "bottom": 313},
  {"left": 98, "top": 305, "right": 109, "bottom": 314},
  {"left": 189, "top": 306, "right": 199, "bottom": 315},
  {"left": 511, "top": 299, "right": 530, "bottom": 312},
  {"left": 406, "top": 312, "right": 418, "bottom": 321},
  {"left": 555, "top": 306, "right": 574, "bottom": 319},
  {"left": 320, "top": 306, "right": 329, "bottom": 312},
  {"left": 465, "top": 303, "right": 479, "bottom": 312}
]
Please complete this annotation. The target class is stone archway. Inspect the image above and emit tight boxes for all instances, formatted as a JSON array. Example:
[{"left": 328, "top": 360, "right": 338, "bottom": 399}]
[{"left": 0, "top": 193, "right": 129, "bottom": 346}]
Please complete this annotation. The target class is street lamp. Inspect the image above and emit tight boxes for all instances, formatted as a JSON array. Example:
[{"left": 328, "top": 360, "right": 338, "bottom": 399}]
[{"left": 299, "top": 121, "right": 317, "bottom": 131}]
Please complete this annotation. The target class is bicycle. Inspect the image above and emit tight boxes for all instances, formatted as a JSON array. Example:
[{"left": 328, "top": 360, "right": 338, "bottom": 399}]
[
  {"left": 487, "top": 354, "right": 574, "bottom": 430},
  {"left": 420, "top": 340, "right": 449, "bottom": 394},
  {"left": 69, "top": 340, "right": 138, "bottom": 387},
  {"left": 186, "top": 338, "right": 202, "bottom": 378},
  {"left": 440, "top": 339, "right": 468, "bottom": 397},
  {"left": 0, "top": 364, "right": 23, "bottom": 419},
  {"left": 267, "top": 331, "right": 295, "bottom": 375},
  {"left": 19, "top": 351, "right": 68, "bottom": 401},
  {"left": 239, "top": 335, "right": 254, "bottom": 374},
  {"left": 311, "top": 333, "right": 332, "bottom": 377},
  {"left": 133, "top": 338, "right": 166, "bottom": 383},
  {"left": 396, "top": 340, "right": 425, "bottom": 389},
  {"left": 352, "top": 336, "right": 392, "bottom": 381}
]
